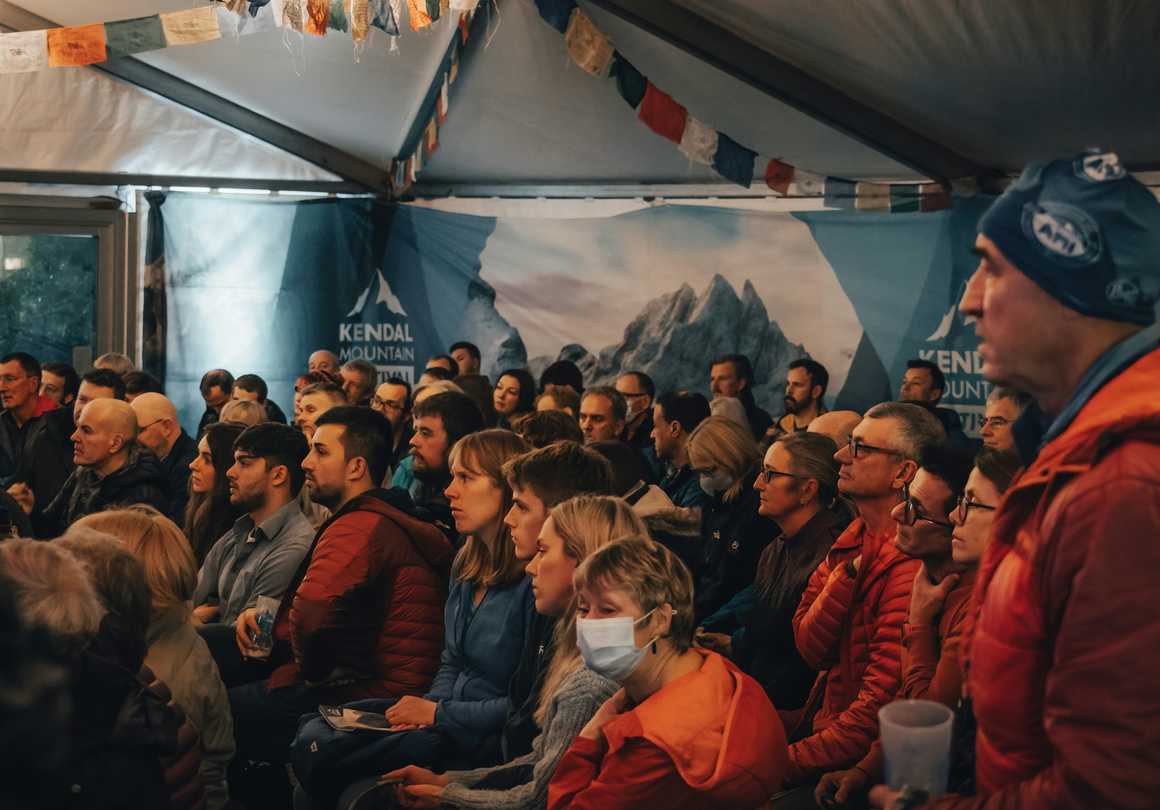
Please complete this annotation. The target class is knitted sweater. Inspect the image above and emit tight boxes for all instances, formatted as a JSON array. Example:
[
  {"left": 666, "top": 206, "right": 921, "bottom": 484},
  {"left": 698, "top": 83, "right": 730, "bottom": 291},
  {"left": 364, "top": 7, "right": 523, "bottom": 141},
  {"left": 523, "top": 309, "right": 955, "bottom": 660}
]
[{"left": 441, "top": 666, "right": 617, "bottom": 810}]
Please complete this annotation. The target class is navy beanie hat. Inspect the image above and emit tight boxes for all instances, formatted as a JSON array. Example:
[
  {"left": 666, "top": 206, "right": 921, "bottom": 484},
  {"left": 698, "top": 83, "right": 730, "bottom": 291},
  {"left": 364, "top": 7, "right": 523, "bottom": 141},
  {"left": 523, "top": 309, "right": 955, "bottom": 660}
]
[{"left": 979, "top": 149, "right": 1160, "bottom": 325}]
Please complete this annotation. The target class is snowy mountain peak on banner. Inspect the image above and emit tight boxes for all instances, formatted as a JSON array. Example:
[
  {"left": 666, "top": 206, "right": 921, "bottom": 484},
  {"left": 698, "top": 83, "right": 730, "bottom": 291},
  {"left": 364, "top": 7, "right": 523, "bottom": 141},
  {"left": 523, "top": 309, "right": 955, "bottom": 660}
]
[
  {"left": 346, "top": 269, "right": 408, "bottom": 318},
  {"left": 530, "top": 274, "right": 808, "bottom": 413}
]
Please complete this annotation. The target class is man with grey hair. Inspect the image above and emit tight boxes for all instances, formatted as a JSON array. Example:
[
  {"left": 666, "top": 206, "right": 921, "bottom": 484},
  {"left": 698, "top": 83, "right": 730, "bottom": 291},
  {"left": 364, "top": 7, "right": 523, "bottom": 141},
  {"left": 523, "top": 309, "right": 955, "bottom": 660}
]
[
  {"left": 340, "top": 359, "right": 377, "bottom": 407},
  {"left": 782, "top": 402, "right": 942, "bottom": 791},
  {"left": 0, "top": 538, "right": 104, "bottom": 651},
  {"left": 579, "top": 385, "right": 627, "bottom": 444},
  {"left": 980, "top": 386, "right": 1032, "bottom": 452},
  {"left": 93, "top": 351, "right": 135, "bottom": 376}
]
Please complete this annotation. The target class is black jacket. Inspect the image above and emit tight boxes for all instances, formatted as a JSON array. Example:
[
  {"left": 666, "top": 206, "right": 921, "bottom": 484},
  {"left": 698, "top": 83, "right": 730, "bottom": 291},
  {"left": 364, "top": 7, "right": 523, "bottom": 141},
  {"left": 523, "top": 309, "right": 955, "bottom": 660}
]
[
  {"left": 19, "top": 408, "right": 76, "bottom": 530},
  {"left": 41, "top": 443, "right": 169, "bottom": 535},
  {"left": 693, "top": 466, "right": 778, "bottom": 623},
  {"left": 734, "top": 505, "right": 850, "bottom": 710},
  {"left": 158, "top": 431, "right": 197, "bottom": 524},
  {"left": 741, "top": 391, "right": 774, "bottom": 442},
  {"left": 0, "top": 402, "right": 53, "bottom": 486},
  {"left": 264, "top": 399, "right": 288, "bottom": 424}
]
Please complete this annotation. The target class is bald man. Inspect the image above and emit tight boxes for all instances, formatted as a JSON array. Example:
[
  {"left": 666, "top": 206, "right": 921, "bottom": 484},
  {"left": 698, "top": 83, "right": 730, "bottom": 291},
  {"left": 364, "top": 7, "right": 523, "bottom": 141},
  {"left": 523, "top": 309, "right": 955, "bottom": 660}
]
[
  {"left": 132, "top": 392, "right": 198, "bottom": 521},
  {"left": 33, "top": 398, "right": 169, "bottom": 534},
  {"left": 806, "top": 409, "right": 863, "bottom": 450},
  {"left": 308, "top": 350, "right": 340, "bottom": 378}
]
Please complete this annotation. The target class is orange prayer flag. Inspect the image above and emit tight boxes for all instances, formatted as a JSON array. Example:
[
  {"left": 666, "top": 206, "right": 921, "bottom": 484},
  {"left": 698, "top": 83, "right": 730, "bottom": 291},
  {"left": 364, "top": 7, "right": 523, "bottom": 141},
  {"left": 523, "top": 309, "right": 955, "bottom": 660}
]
[
  {"left": 46, "top": 24, "right": 107, "bottom": 68},
  {"left": 306, "top": 0, "right": 330, "bottom": 35},
  {"left": 407, "top": 0, "right": 432, "bottom": 31}
]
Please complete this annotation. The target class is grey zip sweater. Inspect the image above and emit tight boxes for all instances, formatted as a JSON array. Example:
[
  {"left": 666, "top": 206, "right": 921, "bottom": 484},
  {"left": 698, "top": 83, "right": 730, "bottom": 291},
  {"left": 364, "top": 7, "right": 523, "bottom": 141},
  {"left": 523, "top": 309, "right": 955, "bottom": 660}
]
[{"left": 441, "top": 665, "right": 617, "bottom": 810}]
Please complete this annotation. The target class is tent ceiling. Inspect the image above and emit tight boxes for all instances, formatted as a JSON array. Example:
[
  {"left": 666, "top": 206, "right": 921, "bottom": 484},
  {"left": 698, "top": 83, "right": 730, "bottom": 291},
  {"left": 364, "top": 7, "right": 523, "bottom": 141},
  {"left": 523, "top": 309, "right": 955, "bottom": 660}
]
[{"left": 676, "top": 0, "right": 1160, "bottom": 172}]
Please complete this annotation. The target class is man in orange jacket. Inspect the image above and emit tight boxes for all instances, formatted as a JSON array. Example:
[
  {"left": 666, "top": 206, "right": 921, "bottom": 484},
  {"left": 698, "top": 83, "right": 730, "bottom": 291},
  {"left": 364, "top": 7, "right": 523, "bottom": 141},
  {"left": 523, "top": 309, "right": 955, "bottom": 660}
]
[
  {"left": 784, "top": 402, "right": 944, "bottom": 789},
  {"left": 871, "top": 150, "right": 1160, "bottom": 808}
]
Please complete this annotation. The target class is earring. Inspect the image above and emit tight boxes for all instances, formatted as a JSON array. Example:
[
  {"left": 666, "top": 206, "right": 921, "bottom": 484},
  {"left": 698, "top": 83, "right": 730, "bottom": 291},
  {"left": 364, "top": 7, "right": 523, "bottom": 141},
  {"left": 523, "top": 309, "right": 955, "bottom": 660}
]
[{"left": 651, "top": 640, "right": 657, "bottom": 654}]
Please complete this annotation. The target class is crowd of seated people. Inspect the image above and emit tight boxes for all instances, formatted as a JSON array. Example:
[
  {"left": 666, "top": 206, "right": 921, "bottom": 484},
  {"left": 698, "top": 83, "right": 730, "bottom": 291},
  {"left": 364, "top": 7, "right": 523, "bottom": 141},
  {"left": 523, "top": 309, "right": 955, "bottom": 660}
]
[{"left": 2, "top": 151, "right": 1160, "bottom": 810}]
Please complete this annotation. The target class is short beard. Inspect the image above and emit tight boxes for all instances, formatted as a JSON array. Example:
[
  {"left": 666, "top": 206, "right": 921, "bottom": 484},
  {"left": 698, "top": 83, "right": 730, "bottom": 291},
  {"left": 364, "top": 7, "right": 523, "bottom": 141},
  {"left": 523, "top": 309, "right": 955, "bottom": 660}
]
[
  {"left": 784, "top": 396, "right": 803, "bottom": 415},
  {"left": 412, "top": 457, "right": 450, "bottom": 488},
  {"left": 230, "top": 491, "right": 266, "bottom": 515},
  {"left": 308, "top": 480, "right": 343, "bottom": 510}
]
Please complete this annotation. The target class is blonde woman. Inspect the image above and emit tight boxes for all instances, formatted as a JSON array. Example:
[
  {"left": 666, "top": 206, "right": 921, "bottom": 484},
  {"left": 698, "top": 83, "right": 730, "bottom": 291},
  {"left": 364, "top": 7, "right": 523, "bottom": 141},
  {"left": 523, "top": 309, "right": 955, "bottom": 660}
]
[
  {"left": 75, "top": 507, "right": 234, "bottom": 810},
  {"left": 292, "top": 429, "right": 535, "bottom": 810},
  {"left": 219, "top": 398, "right": 267, "bottom": 427},
  {"left": 380, "top": 495, "right": 646, "bottom": 810},
  {"left": 686, "top": 416, "right": 779, "bottom": 622},
  {"left": 548, "top": 538, "right": 787, "bottom": 808}
]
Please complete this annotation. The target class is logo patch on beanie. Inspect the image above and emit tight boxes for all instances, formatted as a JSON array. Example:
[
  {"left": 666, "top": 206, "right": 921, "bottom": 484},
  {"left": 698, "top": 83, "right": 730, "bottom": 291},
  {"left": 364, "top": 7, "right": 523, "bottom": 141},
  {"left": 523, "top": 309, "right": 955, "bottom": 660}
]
[
  {"left": 1021, "top": 202, "right": 1103, "bottom": 266},
  {"left": 1106, "top": 277, "right": 1142, "bottom": 307},
  {"left": 1074, "top": 152, "right": 1126, "bottom": 183}
]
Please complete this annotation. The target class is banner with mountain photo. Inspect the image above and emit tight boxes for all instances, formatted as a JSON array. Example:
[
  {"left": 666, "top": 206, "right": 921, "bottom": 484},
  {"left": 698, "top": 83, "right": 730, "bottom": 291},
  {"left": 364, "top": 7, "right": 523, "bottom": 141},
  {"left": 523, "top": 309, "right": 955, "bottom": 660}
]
[{"left": 153, "top": 193, "right": 995, "bottom": 436}]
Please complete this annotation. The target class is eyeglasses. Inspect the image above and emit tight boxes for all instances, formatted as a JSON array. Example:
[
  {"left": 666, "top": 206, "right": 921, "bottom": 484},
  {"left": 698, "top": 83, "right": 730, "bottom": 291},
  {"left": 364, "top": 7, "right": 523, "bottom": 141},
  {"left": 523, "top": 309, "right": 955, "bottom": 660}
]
[
  {"left": 371, "top": 397, "right": 405, "bottom": 412},
  {"left": 980, "top": 417, "right": 1010, "bottom": 429},
  {"left": 899, "top": 481, "right": 955, "bottom": 529},
  {"left": 954, "top": 494, "right": 997, "bottom": 523},
  {"left": 849, "top": 437, "right": 902, "bottom": 458},
  {"left": 759, "top": 466, "right": 805, "bottom": 484}
]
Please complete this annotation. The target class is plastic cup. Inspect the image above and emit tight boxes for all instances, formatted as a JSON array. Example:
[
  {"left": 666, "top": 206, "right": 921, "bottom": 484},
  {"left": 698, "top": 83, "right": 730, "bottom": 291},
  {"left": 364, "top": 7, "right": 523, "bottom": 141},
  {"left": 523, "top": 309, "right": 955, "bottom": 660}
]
[
  {"left": 248, "top": 595, "right": 280, "bottom": 660},
  {"left": 879, "top": 699, "right": 954, "bottom": 796}
]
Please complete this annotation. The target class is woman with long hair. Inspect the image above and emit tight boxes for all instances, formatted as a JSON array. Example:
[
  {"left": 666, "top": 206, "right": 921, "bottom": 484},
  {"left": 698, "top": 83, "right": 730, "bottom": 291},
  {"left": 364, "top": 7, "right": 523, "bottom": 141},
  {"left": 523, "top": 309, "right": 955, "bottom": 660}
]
[
  {"left": 379, "top": 495, "right": 647, "bottom": 810},
  {"left": 75, "top": 506, "right": 234, "bottom": 810},
  {"left": 292, "top": 429, "right": 536, "bottom": 809},
  {"left": 184, "top": 420, "right": 246, "bottom": 566},
  {"left": 493, "top": 369, "right": 537, "bottom": 429},
  {"left": 548, "top": 538, "right": 787, "bottom": 809},
  {"left": 685, "top": 416, "right": 779, "bottom": 622}
]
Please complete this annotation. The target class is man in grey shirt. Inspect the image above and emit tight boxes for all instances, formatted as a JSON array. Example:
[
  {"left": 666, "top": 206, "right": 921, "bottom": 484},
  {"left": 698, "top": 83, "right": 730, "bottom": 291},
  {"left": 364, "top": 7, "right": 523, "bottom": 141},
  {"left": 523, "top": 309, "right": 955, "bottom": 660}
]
[{"left": 194, "top": 423, "right": 314, "bottom": 631}]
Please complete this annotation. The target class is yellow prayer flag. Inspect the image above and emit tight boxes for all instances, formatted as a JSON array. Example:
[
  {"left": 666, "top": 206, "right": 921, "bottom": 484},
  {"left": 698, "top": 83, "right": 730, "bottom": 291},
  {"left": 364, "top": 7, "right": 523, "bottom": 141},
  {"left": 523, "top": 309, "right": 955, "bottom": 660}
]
[{"left": 160, "top": 7, "right": 221, "bottom": 46}]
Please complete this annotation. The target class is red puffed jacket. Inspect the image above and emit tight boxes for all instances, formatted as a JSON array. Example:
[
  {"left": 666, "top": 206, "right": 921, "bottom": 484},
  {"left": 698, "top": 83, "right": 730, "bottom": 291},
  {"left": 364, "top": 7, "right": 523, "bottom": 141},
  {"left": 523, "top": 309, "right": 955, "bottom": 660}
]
[
  {"left": 268, "top": 488, "right": 454, "bottom": 702},
  {"left": 786, "top": 518, "right": 918, "bottom": 784},
  {"left": 934, "top": 345, "right": 1160, "bottom": 809}
]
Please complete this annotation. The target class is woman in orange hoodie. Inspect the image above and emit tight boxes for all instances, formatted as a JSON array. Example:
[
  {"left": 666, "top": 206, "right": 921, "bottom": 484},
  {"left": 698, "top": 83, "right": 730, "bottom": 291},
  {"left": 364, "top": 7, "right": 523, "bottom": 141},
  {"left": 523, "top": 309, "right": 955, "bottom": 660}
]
[{"left": 548, "top": 538, "right": 788, "bottom": 810}]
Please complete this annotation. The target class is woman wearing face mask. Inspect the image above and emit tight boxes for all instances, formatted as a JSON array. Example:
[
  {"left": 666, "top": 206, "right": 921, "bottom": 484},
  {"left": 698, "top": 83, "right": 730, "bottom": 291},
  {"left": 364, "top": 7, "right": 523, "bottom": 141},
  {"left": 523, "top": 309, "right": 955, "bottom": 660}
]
[
  {"left": 378, "top": 495, "right": 645, "bottom": 810},
  {"left": 184, "top": 420, "right": 246, "bottom": 567},
  {"left": 290, "top": 429, "right": 534, "bottom": 810},
  {"left": 548, "top": 538, "right": 787, "bottom": 809},
  {"left": 814, "top": 447, "right": 1022, "bottom": 807},
  {"left": 685, "top": 416, "right": 779, "bottom": 622}
]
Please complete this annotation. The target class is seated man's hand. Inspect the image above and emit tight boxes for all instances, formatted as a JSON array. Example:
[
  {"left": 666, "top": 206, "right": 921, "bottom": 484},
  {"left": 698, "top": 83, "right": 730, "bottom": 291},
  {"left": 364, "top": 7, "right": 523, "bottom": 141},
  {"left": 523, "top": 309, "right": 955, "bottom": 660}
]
[
  {"left": 234, "top": 607, "right": 260, "bottom": 656},
  {"left": 385, "top": 696, "right": 438, "bottom": 729},
  {"left": 379, "top": 765, "right": 449, "bottom": 788},
  {"left": 192, "top": 604, "right": 220, "bottom": 624},
  {"left": 815, "top": 767, "right": 869, "bottom": 807},
  {"left": 6, "top": 483, "right": 34, "bottom": 515},
  {"left": 396, "top": 783, "right": 444, "bottom": 809}
]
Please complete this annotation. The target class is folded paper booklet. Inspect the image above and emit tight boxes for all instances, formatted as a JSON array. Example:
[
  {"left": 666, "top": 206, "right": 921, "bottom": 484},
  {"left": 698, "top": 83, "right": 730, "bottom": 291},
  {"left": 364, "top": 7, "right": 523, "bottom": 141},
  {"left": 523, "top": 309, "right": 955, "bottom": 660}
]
[{"left": 319, "top": 704, "right": 395, "bottom": 733}]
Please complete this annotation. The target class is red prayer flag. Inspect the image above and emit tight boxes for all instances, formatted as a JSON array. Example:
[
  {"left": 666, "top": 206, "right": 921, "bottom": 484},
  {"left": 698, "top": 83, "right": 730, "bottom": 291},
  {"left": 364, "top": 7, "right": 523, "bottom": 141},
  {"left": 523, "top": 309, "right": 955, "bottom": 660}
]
[
  {"left": 764, "top": 159, "right": 794, "bottom": 195},
  {"left": 305, "top": 0, "right": 329, "bottom": 34},
  {"left": 46, "top": 24, "right": 107, "bottom": 67},
  {"left": 920, "top": 182, "right": 952, "bottom": 212},
  {"left": 638, "top": 83, "right": 687, "bottom": 145}
]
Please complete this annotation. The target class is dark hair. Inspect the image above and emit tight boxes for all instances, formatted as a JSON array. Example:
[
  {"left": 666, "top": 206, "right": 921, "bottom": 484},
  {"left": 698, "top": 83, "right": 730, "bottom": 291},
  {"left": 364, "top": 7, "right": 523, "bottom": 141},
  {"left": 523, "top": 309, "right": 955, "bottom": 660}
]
[
  {"left": 81, "top": 368, "right": 126, "bottom": 399},
  {"left": 420, "top": 365, "right": 456, "bottom": 383},
  {"left": 975, "top": 447, "right": 1022, "bottom": 495},
  {"left": 503, "top": 441, "right": 613, "bottom": 508},
  {"left": 918, "top": 442, "right": 975, "bottom": 513},
  {"left": 385, "top": 376, "right": 413, "bottom": 409},
  {"left": 618, "top": 371, "right": 655, "bottom": 399},
  {"left": 299, "top": 381, "right": 346, "bottom": 403},
  {"left": 41, "top": 362, "right": 80, "bottom": 401},
  {"left": 314, "top": 406, "right": 394, "bottom": 485},
  {"left": 906, "top": 359, "right": 946, "bottom": 393},
  {"left": 582, "top": 385, "right": 627, "bottom": 422},
  {"left": 184, "top": 421, "right": 246, "bottom": 564},
  {"left": 449, "top": 341, "right": 481, "bottom": 363},
  {"left": 539, "top": 360, "right": 583, "bottom": 394},
  {"left": 297, "top": 370, "right": 341, "bottom": 390},
  {"left": 654, "top": 391, "right": 711, "bottom": 434},
  {"left": 234, "top": 423, "right": 310, "bottom": 497},
  {"left": 497, "top": 368, "right": 537, "bottom": 415},
  {"left": 588, "top": 441, "right": 648, "bottom": 496},
  {"left": 234, "top": 373, "right": 268, "bottom": 403},
  {"left": 411, "top": 391, "right": 485, "bottom": 448},
  {"left": 457, "top": 374, "right": 498, "bottom": 427},
  {"left": 0, "top": 352, "right": 40, "bottom": 379},
  {"left": 711, "top": 353, "right": 754, "bottom": 385},
  {"left": 789, "top": 358, "right": 829, "bottom": 398},
  {"left": 428, "top": 354, "right": 460, "bottom": 377},
  {"left": 516, "top": 410, "right": 585, "bottom": 447},
  {"left": 199, "top": 368, "right": 235, "bottom": 398},
  {"left": 122, "top": 370, "right": 163, "bottom": 398}
]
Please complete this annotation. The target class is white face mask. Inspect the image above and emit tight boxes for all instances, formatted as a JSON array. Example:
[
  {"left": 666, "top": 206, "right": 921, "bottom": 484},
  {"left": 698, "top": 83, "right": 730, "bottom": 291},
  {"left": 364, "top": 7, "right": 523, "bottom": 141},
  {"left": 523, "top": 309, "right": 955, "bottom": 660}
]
[
  {"left": 699, "top": 470, "right": 733, "bottom": 496},
  {"left": 576, "top": 608, "right": 657, "bottom": 682}
]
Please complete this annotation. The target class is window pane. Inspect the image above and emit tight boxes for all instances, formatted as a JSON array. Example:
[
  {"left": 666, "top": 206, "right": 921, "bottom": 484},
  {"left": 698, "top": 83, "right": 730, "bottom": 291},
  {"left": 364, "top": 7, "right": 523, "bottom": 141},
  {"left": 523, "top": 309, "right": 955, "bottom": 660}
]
[{"left": 0, "top": 234, "right": 98, "bottom": 362}]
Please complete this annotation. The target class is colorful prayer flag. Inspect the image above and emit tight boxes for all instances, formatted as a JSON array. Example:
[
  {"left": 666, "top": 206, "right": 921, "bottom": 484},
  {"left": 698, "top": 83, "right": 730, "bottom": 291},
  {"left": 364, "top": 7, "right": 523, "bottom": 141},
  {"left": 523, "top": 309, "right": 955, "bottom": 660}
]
[
  {"left": 823, "top": 177, "right": 856, "bottom": 208},
  {"left": 160, "top": 7, "right": 221, "bottom": 45},
  {"left": 855, "top": 182, "right": 891, "bottom": 211},
  {"left": 712, "top": 133, "right": 756, "bottom": 187},
  {"left": 638, "top": 83, "right": 687, "bottom": 144},
  {"left": 368, "top": 0, "right": 399, "bottom": 34},
  {"left": 329, "top": 0, "right": 350, "bottom": 32},
  {"left": 347, "top": 0, "right": 370, "bottom": 41},
  {"left": 920, "top": 183, "right": 952, "bottom": 212},
  {"left": 535, "top": 0, "right": 577, "bottom": 34},
  {"left": 611, "top": 53, "right": 646, "bottom": 109},
  {"left": 104, "top": 16, "right": 166, "bottom": 59},
  {"left": 793, "top": 169, "right": 824, "bottom": 196},
  {"left": 565, "top": 9, "right": 614, "bottom": 78},
  {"left": 426, "top": 0, "right": 442, "bottom": 22},
  {"left": 0, "top": 30, "right": 48, "bottom": 74},
  {"left": 46, "top": 24, "right": 107, "bottom": 67},
  {"left": 764, "top": 159, "right": 794, "bottom": 195},
  {"left": 889, "top": 184, "right": 921, "bottom": 213},
  {"left": 450, "top": 0, "right": 479, "bottom": 11},
  {"left": 407, "top": 0, "right": 433, "bottom": 30},
  {"left": 425, "top": 117, "right": 439, "bottom": 156},
  {"left": 438, "top": 71, "right": 449, "bottom": 123},
  {"left": 678, "top": 116, "right": 717, "bottom": 166},
  {"left": 305, "top": 0, "right": 330, "bottom": 34}
]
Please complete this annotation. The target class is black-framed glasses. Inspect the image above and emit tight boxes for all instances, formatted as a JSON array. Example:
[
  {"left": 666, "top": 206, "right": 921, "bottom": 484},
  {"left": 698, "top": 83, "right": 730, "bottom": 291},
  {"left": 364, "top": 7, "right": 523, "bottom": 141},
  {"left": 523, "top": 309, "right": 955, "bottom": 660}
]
[
  {"left": 954, "top": 494, "right": 997, "bottom": 523},
  {"left": 981, "top": 417, "right": 1011, "bottom": 430},
  {"left": 850, "top": 437, "right": 902, "bottom": 459},
  {"left": 759, "top": 466, "right": 805, "bottom": 484},
  {"left": 900, "top": 481, "right": 955, "bottom": 529},
  {"left": 371, "top": 396, "right": 405, "bottom": 412}
]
